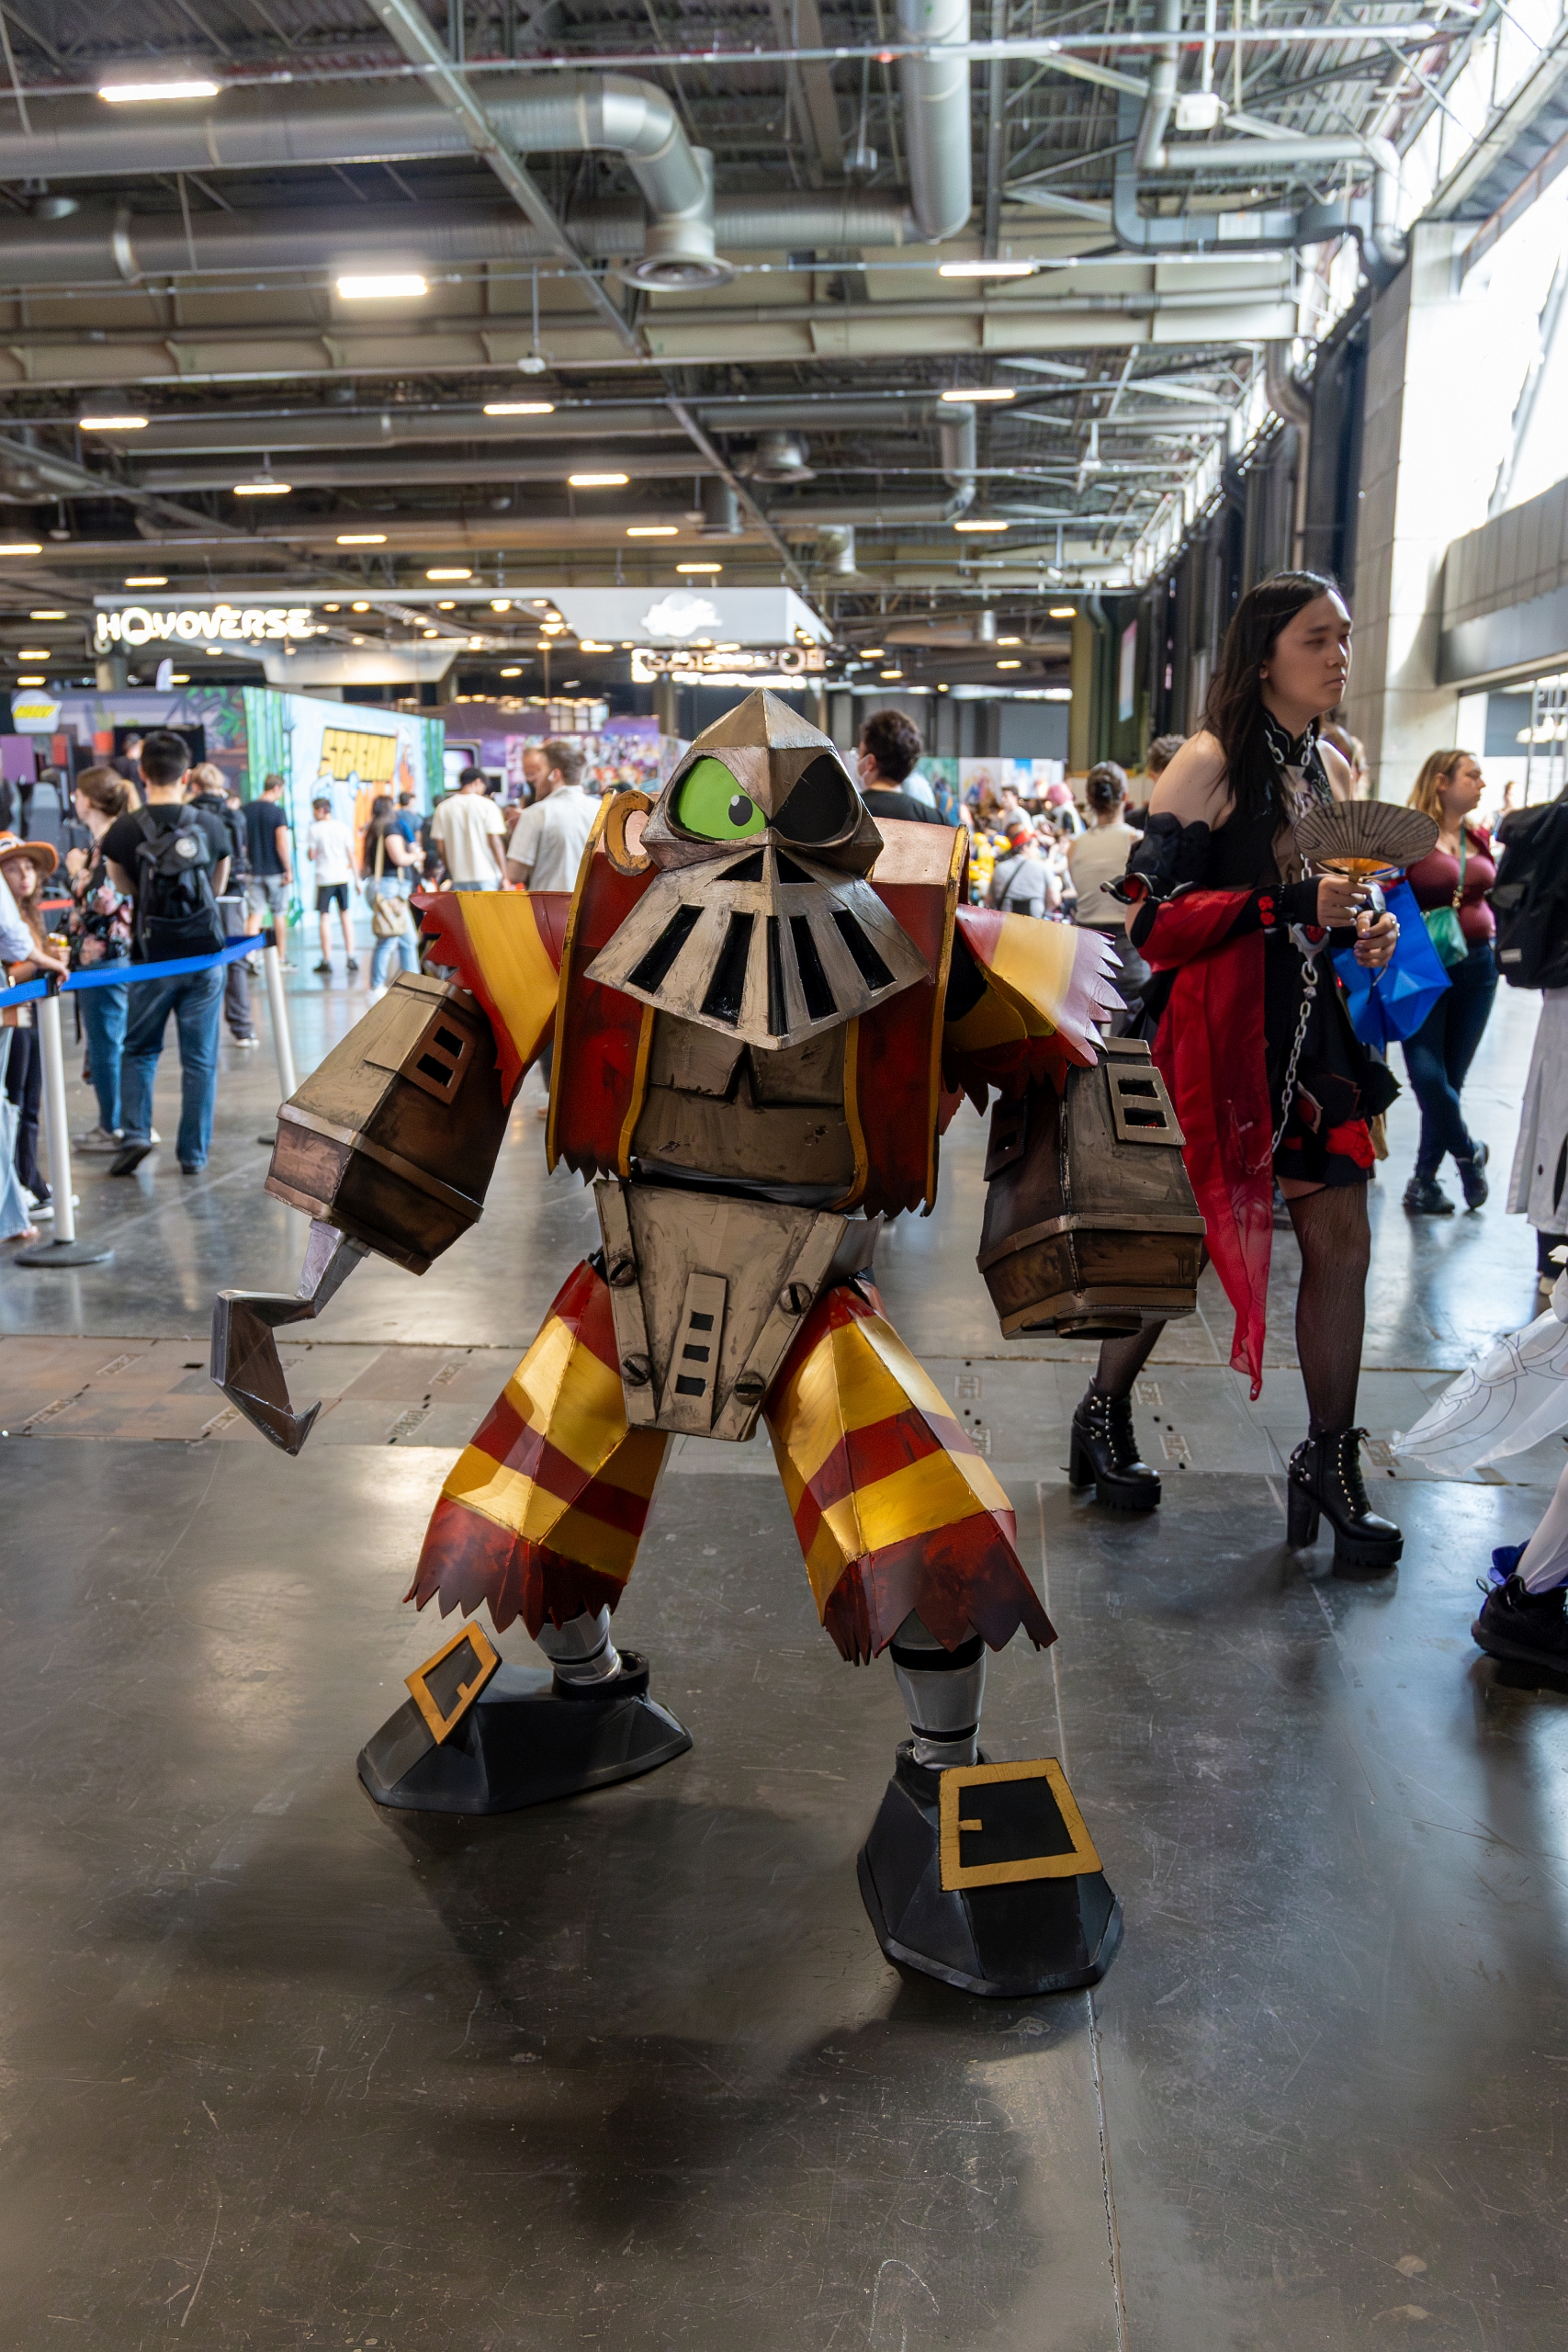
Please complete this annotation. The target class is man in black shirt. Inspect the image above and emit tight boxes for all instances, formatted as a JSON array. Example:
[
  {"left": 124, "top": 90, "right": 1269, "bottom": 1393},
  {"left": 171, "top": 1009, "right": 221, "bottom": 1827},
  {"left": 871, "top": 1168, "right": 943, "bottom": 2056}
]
[
  {"left": 855, "top": 707, "right": 950, "bottom": 825},
  {"left": 243, "top": 772, "right": 296, "bottom": 968},
  {"left": 102, "top": 730, "right": 231, "bottom": 1177},
  {"left": 187, "top": 761, "right": 257, "bottom": 1047}
]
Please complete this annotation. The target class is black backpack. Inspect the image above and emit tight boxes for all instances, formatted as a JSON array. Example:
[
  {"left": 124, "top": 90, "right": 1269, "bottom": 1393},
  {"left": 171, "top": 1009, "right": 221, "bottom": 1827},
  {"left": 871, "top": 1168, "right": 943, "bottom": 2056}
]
[{"left": 132, "top": 808, "right": 225, "bottom": 962}]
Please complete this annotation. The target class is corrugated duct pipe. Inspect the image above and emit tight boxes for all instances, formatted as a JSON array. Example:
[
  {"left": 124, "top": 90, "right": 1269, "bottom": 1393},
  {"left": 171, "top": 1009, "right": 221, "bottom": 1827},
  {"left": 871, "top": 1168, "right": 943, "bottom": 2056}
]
[
  {"left": 897, "top": 0, "right": 975, "bottom": 240},
  {"left": 0, "top": 194, "right": 916, "bottom": 288}
]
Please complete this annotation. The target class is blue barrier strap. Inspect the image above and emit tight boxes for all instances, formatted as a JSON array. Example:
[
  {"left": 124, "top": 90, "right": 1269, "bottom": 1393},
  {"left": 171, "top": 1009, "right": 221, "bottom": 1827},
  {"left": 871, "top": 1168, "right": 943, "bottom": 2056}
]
[{"left": 0, "top": 930, "right": 263, "bottom": 1010}]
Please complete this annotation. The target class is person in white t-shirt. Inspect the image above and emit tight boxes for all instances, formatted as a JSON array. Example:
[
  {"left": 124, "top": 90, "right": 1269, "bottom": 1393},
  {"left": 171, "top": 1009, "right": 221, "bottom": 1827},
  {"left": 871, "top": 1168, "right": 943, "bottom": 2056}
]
[
  {"left": 430, "top": 765, "right": 508, "bottom": 890},
  {"left": 505, "top": 738, "right": 600, "bottom": 1114},
  {"left": 505, "top": 739, "right": 598, "bottom": 894},
  {"left": 307, "top": 793, "right": 359, "bottom": 975}
]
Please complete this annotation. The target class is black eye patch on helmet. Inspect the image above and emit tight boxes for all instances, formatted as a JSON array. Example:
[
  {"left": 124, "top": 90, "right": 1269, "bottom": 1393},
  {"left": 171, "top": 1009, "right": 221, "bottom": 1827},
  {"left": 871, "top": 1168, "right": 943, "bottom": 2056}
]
[{"left": 772, "top": 753, "right": 856, "bottom": 846}]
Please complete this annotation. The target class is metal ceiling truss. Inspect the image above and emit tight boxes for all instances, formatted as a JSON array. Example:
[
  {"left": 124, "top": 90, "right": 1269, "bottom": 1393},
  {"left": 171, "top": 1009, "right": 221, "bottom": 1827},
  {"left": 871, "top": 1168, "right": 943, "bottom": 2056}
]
[{"left": 0, "top": 0, "right": 1551, "bottom": 679}]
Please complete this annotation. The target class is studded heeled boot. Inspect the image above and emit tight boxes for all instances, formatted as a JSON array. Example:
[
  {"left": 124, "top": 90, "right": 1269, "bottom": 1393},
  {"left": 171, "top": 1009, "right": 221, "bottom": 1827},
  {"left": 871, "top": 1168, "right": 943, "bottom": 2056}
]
[
  {"left": 1285, "top": 1429, "right": 1402, "bottom": 1575},
  {"left": 1068, "top": 1385, "right": 1161, "bottom": 1511}
]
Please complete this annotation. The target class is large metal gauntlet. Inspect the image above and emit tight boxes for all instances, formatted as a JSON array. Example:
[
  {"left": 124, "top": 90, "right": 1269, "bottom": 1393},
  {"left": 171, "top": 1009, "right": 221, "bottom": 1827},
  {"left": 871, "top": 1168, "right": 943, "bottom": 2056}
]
[{"left": 209, "top": 971, "right": 513, "bottom": 1453}]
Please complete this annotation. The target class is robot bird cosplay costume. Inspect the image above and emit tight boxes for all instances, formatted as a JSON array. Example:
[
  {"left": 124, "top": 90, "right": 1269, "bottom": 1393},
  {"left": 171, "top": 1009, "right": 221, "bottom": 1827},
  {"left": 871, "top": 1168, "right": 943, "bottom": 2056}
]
[{"left": 211, "top": 692, "right": 1129, "bottom": 1996}]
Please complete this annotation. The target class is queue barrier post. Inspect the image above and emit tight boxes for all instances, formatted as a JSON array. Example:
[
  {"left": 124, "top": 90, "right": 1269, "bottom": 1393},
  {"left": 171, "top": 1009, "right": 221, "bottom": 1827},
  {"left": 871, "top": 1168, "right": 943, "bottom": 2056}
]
[
  {"left": 13, "top": 981, "right": 114, "bottom": 1269},
  {"left": 257, "top": 930, "right": 297, "bottom": 1150}
]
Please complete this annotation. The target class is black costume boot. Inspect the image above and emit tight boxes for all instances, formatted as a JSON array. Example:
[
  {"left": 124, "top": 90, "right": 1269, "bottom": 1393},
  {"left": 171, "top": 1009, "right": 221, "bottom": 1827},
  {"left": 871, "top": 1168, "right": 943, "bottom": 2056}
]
[
  {"left": 357, "top": 1622, "right": 691, "bottom": 1815},
  {"left": 1471, "top": 1549, "right": 1568, "bottom": 1674},
  {"left": 1285, "top": 1429, "right": 1403, "bottom": 1575},
  {"left": 1403, "top": 1174, "right": 1454, "bottom": 1216},
  {"left": 857, "top": 1743, "right": 1122, "bottom": 1997},
  {"left": 1069, "top": 1384, "right": 1161, "bottom": 1510}
]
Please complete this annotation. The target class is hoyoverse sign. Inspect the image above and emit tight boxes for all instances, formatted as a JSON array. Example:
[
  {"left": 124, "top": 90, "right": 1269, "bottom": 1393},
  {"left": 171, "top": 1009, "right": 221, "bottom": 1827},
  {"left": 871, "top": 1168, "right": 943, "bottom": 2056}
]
[{"left": 95, "top": 603, "right": 323, "bottom": 649}]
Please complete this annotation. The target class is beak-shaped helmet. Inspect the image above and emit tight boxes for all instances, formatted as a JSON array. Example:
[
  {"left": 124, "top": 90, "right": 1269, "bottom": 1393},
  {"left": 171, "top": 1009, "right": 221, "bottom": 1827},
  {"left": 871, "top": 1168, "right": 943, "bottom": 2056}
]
[{"left": 587, "top": 689, "right": 930, "bottom": 1050}]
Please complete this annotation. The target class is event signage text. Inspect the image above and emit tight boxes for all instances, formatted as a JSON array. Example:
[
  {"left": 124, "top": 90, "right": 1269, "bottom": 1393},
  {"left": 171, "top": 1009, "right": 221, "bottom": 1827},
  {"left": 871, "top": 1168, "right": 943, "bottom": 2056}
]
[
  {"left": 94, "top": 604, "right": 323, "bottom": 650},
  {"left": 630, "top": 644, "right": 827, "bottom": 682}
]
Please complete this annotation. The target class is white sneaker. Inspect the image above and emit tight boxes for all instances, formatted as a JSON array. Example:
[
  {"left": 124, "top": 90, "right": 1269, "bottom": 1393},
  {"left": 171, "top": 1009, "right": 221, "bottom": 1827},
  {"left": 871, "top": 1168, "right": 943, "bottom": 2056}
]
[
  {"left": 148, "top": 1126, "right": 162, "bottom": 1143},
  {"left": 367, "top": 985, "right": 386, "bottom": 1006},
  {"left": 72, "top": 1126, "right": 123, "bottom": 1153}
]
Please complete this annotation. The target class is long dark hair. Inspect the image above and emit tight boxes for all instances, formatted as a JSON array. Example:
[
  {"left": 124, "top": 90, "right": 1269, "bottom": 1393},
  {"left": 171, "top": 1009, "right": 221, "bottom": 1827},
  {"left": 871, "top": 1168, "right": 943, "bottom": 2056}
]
[{"left": 1203, "top": 570, "right": 1343, "bottom": 818}]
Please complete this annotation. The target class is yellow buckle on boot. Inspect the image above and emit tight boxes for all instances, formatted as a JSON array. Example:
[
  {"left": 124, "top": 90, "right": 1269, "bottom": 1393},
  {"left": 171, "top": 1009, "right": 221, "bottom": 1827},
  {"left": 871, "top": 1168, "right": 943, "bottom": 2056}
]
[
  {"left": 406, "top": 1623, "right": 502, "bottom": 1744},
  {"left": 938, "top": 1758, "right": 1102, "bottom": 1892}
]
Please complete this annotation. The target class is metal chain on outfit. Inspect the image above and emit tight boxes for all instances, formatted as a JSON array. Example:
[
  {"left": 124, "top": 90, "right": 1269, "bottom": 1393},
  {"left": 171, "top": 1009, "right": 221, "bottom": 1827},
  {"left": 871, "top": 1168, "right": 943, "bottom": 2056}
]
[{"left": 1266, "top": 718, "right": 1330, "bottom": 1159}]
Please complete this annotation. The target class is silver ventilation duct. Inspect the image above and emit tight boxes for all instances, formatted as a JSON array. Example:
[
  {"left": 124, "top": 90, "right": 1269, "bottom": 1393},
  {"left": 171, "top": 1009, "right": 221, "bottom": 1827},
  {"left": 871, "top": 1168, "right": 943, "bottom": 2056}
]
[
  {"left": 938, "top": 401, "right": 977, "bottom": 520},
  {"left": 0, "top": 193, "right": 918, "bottom": 290},
  {"left": 897, "top": 0, "right": 975, "bottom": 241}
]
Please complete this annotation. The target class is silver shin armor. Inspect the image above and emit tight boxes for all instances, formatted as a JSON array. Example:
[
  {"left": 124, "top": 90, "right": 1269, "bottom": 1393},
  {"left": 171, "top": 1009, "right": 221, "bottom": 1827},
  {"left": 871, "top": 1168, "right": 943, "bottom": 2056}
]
[
  {"left": 890, "top": 1610, "right": 986, "bottom": 1769},
  {"left": 537, "top": 1605, "right": 622, "bottom": 1687}
]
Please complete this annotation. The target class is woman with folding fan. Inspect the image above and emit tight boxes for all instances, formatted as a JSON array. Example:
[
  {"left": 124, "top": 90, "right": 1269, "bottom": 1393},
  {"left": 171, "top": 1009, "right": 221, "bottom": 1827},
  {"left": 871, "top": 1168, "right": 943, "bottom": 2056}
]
[{"left": 1074, "top": 572, "right": 1408, "bottom": 1577}]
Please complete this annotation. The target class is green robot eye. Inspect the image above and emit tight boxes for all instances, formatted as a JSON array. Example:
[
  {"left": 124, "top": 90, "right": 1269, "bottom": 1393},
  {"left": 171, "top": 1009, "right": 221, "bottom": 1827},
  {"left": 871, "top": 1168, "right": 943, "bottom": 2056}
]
[{"left": 673, "top": 757, "right": 766, "bottom": 840}]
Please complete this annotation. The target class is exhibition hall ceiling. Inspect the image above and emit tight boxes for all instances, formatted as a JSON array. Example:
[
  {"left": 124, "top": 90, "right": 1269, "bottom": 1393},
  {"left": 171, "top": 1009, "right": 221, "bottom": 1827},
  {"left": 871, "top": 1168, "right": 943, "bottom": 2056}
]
[{"left": 0, "top": 1, "right": 1556, "bottom": 698}]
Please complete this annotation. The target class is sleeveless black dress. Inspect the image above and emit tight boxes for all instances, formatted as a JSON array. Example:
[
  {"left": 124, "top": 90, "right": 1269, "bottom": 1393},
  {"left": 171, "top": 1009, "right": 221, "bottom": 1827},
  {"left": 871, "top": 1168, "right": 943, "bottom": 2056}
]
[{"left": 1127, "top": 722, "right": 1397, "bottom": 1189}]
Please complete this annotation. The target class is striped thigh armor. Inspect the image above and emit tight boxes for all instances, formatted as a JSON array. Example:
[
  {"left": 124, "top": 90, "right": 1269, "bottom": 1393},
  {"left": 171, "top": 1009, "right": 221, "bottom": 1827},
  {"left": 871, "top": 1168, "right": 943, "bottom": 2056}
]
[{"left": 406, "top": 1258, "right": 1055, "bottom": 1663}]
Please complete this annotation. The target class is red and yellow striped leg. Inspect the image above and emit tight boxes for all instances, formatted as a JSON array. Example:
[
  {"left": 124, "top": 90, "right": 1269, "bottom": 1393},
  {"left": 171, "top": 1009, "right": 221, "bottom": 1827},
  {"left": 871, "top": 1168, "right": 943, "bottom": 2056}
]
[
  {"left": 404, "top": 1258, "right": 670, "bottom": 1637},
  {"left": 763, "top": 1276, "right": 1055, "bottom": 1664}
]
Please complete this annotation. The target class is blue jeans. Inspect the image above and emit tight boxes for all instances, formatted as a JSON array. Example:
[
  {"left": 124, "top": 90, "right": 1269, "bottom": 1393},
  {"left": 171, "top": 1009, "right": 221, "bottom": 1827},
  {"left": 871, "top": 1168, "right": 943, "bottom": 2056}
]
[
  {"left": 0, "top": 1032, "right": 32, "bottom": 1236},
  {"left": 119, "top": 964, "right": 224, "bottom": 1170},
  {"left": 370, "top": 924, "right": 420, "bottom": 989},
  {"left": 76, "top": 958, "right": 130, "bottom": 1133},
  {"left": 1401, "top": 938, "right": 1498, "bottom": 1177}
]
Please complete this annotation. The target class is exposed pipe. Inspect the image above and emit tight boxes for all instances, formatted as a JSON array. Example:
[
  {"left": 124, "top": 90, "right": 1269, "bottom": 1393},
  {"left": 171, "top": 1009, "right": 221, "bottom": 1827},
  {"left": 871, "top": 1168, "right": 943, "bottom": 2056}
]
[
  {"left": 938, "top": 399, "right": 977, "bottom": 519},
  {"left": 897, "top": 0, "right": 975, "bottom": 240},
  {"left": 0, "top": 193, "right": 916, "bottom": 289},
  {"left": 1265, "top": 339, "right": 1312, "bottom": 569},
  {"left": 1134, "top": 0, "right": 1181, "bottom": 175},
  {"left": 1111, "top": 92, "right": 1406, "bottom": 284}
]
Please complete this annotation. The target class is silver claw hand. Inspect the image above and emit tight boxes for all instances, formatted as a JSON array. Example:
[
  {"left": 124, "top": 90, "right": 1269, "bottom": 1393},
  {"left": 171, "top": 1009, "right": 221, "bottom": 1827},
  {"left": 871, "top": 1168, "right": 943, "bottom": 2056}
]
[{"left": 209, "top": 1220, "right": 369, "bottom": 1453}]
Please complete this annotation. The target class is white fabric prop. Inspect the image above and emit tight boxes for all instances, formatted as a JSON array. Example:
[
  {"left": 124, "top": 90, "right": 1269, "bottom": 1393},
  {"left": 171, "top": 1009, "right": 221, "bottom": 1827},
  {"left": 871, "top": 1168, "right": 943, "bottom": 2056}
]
[{"left": 1393, "top": 1272, "right": 1568, "bottom": 1473}]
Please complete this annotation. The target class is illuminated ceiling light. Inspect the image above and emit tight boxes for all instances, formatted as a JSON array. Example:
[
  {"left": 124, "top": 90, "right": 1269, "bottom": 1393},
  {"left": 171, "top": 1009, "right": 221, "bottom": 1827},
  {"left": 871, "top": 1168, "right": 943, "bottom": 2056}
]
[
  {"left": 500, "top": 666, "right": 523, "bottom": 676},
  {"left": 336, "top": 273, "right": 428, "bottom": 300},
  {"left": 351, "top": 599, "right": 370, "bottom": 611},
  {"left": 716, "top": 642, "right": 740, "bottom": 651},
  {"left": 626, "top": 525, "right": 678, "bottom": 537},
  {"left": 15, "top": 673, "right": 44, "bottom": 684},
  {"left": 491, "top": 597, "right": 512, "bottom": 611},
  {"left": 350, "top": 636, "right": 365, "bottom": 645},
  {"left": 100, "top": 78, "right": 220, "bottom": 104},
  {"left": 468, "top": 636, "right": 483, "bottom": 648},
  {"left": 171, "top": 672, "right": 189, "bottom": 683},
  {"left": 423, "top": 628, "right": 440, "bottom": 639},
  {"left": 860, "top": 647, "right": 886, "bottom": 658},
  {"left": 1042, "top": 686, "right": 1071, "bottom": 701},
  {"left": 620, "top": 639, "right": 634, "bottom": 648},
  {"left": 28, "top": 610, "right": 66, "bottom": 620},
  {"left": 233, "top": 476, "right": 290, "bottom": 495},
  {"left": 126, "top": 573, "right": 167, "bottom": 586},
  {"left": 953, "top": 518, "right": 1008, "bottom": 533},
  {"left": 677, "top": 561, "right": 722, "bottom": 574},
  {"left": 541, "top": 623, "right": 566, "bottom": 636},
  {"left": 998, "top": 635, "right": 1021, "bottom": 645},
  {"left": 78, "top": 412, "right": 148, "bottom": 431},
  {"left": 322, "top": 602, "right": 340, "bottom": 612},
  {"left": 205, "top": 645, "right": 222, "bottom": 656},
  {"left": 941, "top": 386, "right": 1014, "bottom": 402},
  {"left": 879, "top": 668, "right": 903, "bottom": 680},
  {"left": 1048, "top": 605, "right": 1076, "bottom": 617},
  {"left": 337, "top": 531, "right": 386, "bottom": 545},
  {"left": 17, "top": 648, "right": 50, "bottom": 659},
  {"left": 483, "top": 401, "right": 554, "bottom": 416},
  {"left": 579, "top": 639, "right": 613, "bottom": 652},
  {"left": 939, "top": 258, "right": 1035, "bottom": 278},
  {"left": 532, "top": 597, "right": 550, "bottom": 607},
  {"left": 436, "top": 600, "right": 457, "bottom": 610},
  {"left": 569, "top": 471, "right": 628, "bottom": 487},
  {"left": 0, "top": 542, "right": 42, "bottom": 556},
  {"left": 997, "top": 659, "right": 1021, "bottom": 670},
  {"left": 427, "top": 567, "right": 471, "bottom": 581}
]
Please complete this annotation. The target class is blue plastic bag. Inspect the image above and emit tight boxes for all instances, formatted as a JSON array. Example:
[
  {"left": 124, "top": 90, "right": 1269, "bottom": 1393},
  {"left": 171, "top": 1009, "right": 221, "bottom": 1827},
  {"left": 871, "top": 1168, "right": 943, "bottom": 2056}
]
[{"left": 1333, "top": 878, "right": 1450, "bottom": 1047}]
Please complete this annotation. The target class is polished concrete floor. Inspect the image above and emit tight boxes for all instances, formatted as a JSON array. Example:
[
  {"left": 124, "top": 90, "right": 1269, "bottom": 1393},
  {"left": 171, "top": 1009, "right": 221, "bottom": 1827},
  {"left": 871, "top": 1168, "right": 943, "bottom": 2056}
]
[{"left": 2, "top": 945, "right": 1565, "bottom": 2348}]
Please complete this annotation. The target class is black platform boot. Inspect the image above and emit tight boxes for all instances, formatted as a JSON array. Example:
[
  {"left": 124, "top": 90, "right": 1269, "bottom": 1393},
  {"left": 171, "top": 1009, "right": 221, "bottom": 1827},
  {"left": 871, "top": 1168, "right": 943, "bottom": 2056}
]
[
  {"left": 1069, "top": 1385, "right": 1161, "bottom": 1510},
  {"left": 1285, "top": 1429, "right": 1403, "bottom": 1575},
  {"left": 1471, "top": 1549, "right": 1568, "bottom": 1675}
]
